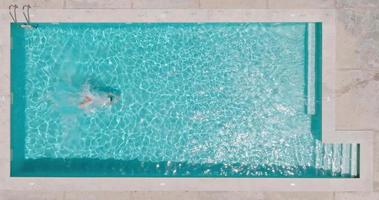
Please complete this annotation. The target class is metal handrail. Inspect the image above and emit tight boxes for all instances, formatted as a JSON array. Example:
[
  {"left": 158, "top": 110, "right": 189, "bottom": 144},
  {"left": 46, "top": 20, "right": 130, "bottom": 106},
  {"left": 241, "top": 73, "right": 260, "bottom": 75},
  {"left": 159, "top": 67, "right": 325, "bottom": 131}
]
[
  {"left": 22, "top": 4, "right": 31, "bottom": 24},
  {"left": 9, "top": 4, "right": 18, "bottom": 23}
]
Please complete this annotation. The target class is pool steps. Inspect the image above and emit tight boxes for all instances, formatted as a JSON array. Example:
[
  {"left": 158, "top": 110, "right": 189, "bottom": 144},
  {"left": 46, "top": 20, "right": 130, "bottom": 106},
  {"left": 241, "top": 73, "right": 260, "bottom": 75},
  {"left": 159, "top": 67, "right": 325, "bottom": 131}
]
[
  {"left": 22, "top": 5, "right": 31, "bottom": 25},
  {"left": 308, "top": 22, "right": 359, "bottom": 178},
  {"left": 315, "top": 143, "right": 359, "bottom": 177},
  {"left": 8, "top": 4, "right": 34, "bottom": 29}
]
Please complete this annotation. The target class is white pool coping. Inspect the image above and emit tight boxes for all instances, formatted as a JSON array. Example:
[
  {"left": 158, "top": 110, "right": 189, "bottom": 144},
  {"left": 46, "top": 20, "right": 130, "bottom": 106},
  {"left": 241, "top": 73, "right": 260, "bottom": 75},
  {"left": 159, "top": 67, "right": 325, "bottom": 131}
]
[{"left": 0, "top": 9, "right": 374, "bottom": 191}]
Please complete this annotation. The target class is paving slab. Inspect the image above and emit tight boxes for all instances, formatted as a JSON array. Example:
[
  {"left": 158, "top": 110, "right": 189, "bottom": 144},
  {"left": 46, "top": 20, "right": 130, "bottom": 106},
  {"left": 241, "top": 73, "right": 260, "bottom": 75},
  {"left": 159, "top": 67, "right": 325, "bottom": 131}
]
[
  {"left": 337, "top": 0, "right": 379, "bottom": 8},
  {"left": 0, "top": 0, "right": 64, "bottom": 9},
  {"left": 335, "top": 69, "right": 379, "bottom": 130},
  {"left": 336, "top": 9, "right": 379, "bottom": 70},
  {"left": 374, "top": 133, "right": 379, "bottom": 189},
  {"left": 200, "top": 0, "right": 267, "bottom": 9},
  {"left": 335, "top": 192, "right": 379, "bottom": 200},
  {"left": 132, "top": 0, "right": 199, "bottom": 9},
  {"left": 264, "top": 192, "right": 334, "bottom": 200},
  {"left": 0, "top": 190, "right": 65, "bottom": 200},
  {"left": 268, "top": 0, "right": 335, "bottom": 9},
  {"left": 65, "top": 0, "right": 132, "bottom": 9}
]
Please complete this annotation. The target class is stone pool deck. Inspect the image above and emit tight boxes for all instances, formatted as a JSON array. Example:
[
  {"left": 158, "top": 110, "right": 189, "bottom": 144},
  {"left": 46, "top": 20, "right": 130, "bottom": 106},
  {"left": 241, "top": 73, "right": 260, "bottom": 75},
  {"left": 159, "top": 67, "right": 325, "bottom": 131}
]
[{"left": 0, "top": 0, "right": 379, "bottom": 199}]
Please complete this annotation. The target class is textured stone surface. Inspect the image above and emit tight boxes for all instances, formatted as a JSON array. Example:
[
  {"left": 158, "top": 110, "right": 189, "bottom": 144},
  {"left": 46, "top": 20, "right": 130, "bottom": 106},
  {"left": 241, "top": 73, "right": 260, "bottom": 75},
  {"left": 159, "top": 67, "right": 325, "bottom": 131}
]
[
  {"left": 0, "top": 94, "right": 10, "bottom": 121},
  {"left": 64, "top": 191, "right": 131, "bottom": 200},
  {"left": 132, "top": 0, "right": 199, "bottom": 8},
  {"left": 264, "top": 192, "right": 334, "bottom": 200},
  {"left": 195, "top": 192, "right": 264, "bottom": 200},
  {"left": 0, "top": 159, "right": 9, "bottom": 179},
  {"left": 335, "top": 192, "right": 379, "bottom": 200},
  {"left": 0, "top": 38, "right": 10, "bottom": 94},
  {"left": 0, "top": 55, "right": 10, "bottom": 95},
  {"left": 65, "top": 0, "right": 132, "bottom": 8},
  {"left": 268, "top": 0, "right": 335, "bottom": 8},
  {"left": 375, "top": 133, "right": 379, "bottom": 191},
  {"left": 335, "top": 9, "right": 379, "bottom": 197},
  {"left": 337, "top": 0, "right": 379, "bottom": 8},
  {"left": 335, "top": 69, "right": 379, "bottom": 130},
  {"left": 336, "top": 9, "right": 379, "bottom": 69},
  {"left": 200, "top": 0, "right": 267, "bottom": 8},
  {"left": 0, "top": 0, "right": 64, "bottom": 8},
  {"left": 375, "top": 181, "right": 379, "bottom": 192},
  {"left": 0, "top": 191, "right": 65, "bottom": 200},
  {"left": 0, "top": 191, "right": 336, "bottom": 200},
  {"left": 0, "top": 109, "right": 9, "bottom": 159}
]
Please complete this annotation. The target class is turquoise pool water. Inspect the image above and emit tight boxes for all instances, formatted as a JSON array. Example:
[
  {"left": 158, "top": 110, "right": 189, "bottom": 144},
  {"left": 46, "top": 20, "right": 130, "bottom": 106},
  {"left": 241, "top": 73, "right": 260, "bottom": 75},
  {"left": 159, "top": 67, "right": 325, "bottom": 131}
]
[{"left": 11, "top": 23, "right": 358, "bottom": 177}]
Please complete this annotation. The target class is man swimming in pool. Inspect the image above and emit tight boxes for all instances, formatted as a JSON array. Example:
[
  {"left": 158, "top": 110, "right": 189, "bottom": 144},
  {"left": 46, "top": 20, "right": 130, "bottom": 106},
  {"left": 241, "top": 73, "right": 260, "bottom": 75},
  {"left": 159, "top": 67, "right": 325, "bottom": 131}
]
[{"left": 79, "top": 82, "right": 118, "bottom": 109}]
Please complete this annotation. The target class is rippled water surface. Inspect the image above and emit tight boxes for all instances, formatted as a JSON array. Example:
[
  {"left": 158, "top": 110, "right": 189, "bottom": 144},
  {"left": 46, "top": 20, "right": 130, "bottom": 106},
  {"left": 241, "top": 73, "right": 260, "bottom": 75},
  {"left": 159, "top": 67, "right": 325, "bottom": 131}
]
[{"left": 14, "top": 23, "right": 327, "bottom": 177}]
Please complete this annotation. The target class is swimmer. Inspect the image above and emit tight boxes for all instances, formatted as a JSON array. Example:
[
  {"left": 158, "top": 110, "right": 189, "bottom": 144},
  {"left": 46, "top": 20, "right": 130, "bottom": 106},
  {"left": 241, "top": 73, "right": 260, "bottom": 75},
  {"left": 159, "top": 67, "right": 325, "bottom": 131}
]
[
  {"left": 79, "top": 83, "right": 119, "bottom": 109},
  {"left": 79, "top": 83, "right": 94, "bottom": 109},
  {"left": 79, "top": 95, "right": 93, "bottom": 108},
  {"left": 79, "top": 93, "right": 117, "bottom": 109}
]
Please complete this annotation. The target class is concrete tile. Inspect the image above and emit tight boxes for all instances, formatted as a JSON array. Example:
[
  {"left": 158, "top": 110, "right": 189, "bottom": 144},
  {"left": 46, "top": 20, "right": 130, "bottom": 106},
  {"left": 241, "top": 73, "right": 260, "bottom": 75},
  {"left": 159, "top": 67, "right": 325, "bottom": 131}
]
[
  {"left": 200, "top": 0, "right": 267, "bottom": 9},
  {"left": 132, "top": 0, "right": 199, "bottom": 9},
  {"left": 0, "top": 46, "right": 10, "bottom": 94},
  {"left": 128, "top": 192, "right": 263, "bottom": 200},
  {"left": 264, "top": 192, "right": 334, "bottom": 200},
  {"left": 64, "top": 191, "right": 131, "bottom": 200},
  {"left": 335, "top": 69, "right": 379, "bottom": 131},
  {"left": 64, "top": 192, "right": 265, "bottom": 200},
  {"left": 0, "top": 67, "right": 10, "bottom": 94},
  {"left": 337, "top": 0, "right": 379, "bottom": 8},
  {"left": 196, "top": 192, "right": 264, "bottom": 200},
  {"left": 0, "top": 191, "right": 341, "bottom": 200},
  {"left": 0, "top": 190, "right": 64, "bottom": 200},
  {"left": 0, "top": 119, "right": 10, "bottom": 160},
  {"left": 0, "top": 0, "right": 64, "bottom": 9},
  {"left": 335, "top": 192, "right": 379, "bottom": 200},
  {"left": 0, "top": 159, "right": 10, "bottom": 181},
  {"left": 129, "top": 192, "right": 199, "bottom": 200},
  {"left": 0, "top": 95, "right": 10, "bottom": 121},
  {"left": 268, "top": 0, "right": 335, "bottom": 9},
  {"left": 336, "top": 9, "right": 379, "bottom": 70},
  {"left": 65, "top": 0, "right": 132, "bottom": 9},
  {"left": 375, "top": 182, "right": 379, "bottom": 192},
  {"left": 375, "top": 133, "right": 379, "bottom": 190}
]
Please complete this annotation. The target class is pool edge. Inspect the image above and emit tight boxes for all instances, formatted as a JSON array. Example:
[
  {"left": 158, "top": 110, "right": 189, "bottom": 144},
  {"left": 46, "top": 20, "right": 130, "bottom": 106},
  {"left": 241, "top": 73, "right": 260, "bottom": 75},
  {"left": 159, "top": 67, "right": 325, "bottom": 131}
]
[{"left": 0, "top": 8, "right": 374, "bottom": 191}]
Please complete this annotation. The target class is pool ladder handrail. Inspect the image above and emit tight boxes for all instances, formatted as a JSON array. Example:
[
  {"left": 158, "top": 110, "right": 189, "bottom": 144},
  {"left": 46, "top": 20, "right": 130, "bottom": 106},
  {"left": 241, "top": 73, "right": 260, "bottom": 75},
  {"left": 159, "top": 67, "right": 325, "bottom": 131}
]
[
  {"left": 22, "top": 4, "right": 32, "bottom": 24},
  {"left": 9, "top": 4, "right": 18, "bottom": 23}
]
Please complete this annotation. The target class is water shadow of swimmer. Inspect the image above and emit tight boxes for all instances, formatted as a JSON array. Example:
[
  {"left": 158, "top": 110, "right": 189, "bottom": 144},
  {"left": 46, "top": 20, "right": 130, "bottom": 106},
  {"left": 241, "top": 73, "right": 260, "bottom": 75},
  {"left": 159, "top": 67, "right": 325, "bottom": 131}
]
[{"left": 79, "top": 80, "right": 121, "bottom": 111}]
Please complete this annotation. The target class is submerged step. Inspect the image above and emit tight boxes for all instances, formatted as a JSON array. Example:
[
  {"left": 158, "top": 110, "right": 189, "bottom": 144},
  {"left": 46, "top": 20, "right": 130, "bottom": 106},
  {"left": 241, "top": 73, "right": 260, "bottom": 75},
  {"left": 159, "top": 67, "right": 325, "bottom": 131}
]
[
  {"left": 315, "top": 143, "right": 359, "bottom": 177},
  {"left": 315, "top": 141, "right": 323, "bottom": 175},
  {"left": 323, "top": 144, "right": 333, "bottom": 173},
  {"left": 341, "top": 144, "right": 352, "bottom": 176},
  {"left": 351, "top": 144, "right": 358, "bottom": 177},
  {"left": 307, "top": 23, "right": 316, "bottom": 115},
  {"left": 332, "top": 144, "right": 342, "bottom": 176}
]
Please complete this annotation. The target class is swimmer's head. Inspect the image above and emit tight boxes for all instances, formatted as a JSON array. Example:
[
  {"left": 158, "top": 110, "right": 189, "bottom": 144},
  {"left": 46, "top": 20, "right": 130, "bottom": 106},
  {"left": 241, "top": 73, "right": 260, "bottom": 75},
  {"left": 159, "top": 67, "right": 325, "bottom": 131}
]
[
  {"left": 106, "top": 93, "right": 120, "bottom": 105},
  {"left": 107, "top": 94, "right": 114, "bottom": 102}
]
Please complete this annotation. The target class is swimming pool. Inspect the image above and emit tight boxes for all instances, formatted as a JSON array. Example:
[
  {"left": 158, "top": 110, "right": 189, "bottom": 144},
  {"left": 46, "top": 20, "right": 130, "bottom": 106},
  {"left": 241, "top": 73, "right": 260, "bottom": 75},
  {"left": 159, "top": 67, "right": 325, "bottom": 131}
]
[{"left": 11, "top": 22, "right": 359, "bottom": 178}]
